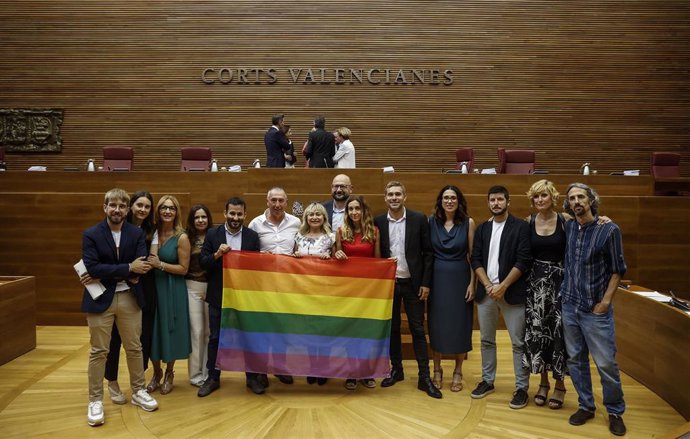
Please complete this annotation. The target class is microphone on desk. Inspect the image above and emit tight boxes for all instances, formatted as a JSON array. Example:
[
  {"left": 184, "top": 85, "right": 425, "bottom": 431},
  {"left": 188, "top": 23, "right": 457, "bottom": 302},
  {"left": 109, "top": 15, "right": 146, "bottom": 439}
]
[{"left": 669, "top": 290, "right": 690, "bottom": 311}]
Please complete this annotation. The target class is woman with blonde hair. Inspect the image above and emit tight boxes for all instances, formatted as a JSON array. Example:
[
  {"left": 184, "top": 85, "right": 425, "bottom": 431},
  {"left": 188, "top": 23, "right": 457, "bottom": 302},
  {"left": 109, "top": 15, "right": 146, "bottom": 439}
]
[
  {"left": 146, "top": 195, "right": 192, "bottom": 395},
  {"left": 332, "top": 127, "right": 356, "bottom": 169},
  {"left": 335, "top": 195, "right": 380, "bottom": 389}
]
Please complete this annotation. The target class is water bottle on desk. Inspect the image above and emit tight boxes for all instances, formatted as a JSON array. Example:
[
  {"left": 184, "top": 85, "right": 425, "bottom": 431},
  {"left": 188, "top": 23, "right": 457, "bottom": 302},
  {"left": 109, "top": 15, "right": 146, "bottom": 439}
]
[
  {"left": 87, "top": 159, "right": 95, "bottom": 172},
  {"left": 211, "top": 159, "right": 218, "bottom": 172}
]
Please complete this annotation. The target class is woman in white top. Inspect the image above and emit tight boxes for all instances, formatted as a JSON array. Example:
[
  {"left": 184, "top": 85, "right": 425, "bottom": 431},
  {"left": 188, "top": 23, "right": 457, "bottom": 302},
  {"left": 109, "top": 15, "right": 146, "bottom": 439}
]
[
  {"left": 293, "top": 202, "right": 335, "bottom": 385},
  {"left": 332, "top": 127, "right": 356, "bottom": 169}
]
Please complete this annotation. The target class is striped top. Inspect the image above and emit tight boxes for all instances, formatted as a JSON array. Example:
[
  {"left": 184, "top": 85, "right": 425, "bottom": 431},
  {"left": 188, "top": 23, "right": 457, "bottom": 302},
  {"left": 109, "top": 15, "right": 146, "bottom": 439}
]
[{"left": 560, "top": 217, "right": 627, "bottom": 312}]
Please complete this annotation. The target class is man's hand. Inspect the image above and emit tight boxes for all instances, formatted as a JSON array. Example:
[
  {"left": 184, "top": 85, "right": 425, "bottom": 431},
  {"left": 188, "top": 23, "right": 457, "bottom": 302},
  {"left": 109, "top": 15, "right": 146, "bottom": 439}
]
[
  {"left": 215, "top": 244, "right": 231, "bottom": 260},
  {"left": 489, "top": 283, "right": 507, "bottom": 301},
  {"left": 418, "top": 286, "right": 430, "bottom": 301},
  {"left": 79, "top": 272, "right": 97, "bottom": 286},
  {"left": 130, "top": 256, "right": 151, "bottom": 274},
  {"left": 592, "top": 301, "right": 610, "bottom": 315}
]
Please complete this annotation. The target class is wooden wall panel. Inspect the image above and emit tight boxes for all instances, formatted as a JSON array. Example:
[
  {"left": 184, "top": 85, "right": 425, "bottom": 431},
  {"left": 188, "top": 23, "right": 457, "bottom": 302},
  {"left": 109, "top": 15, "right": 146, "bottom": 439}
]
[{"left": 0, "top": 1, "right": 689, "bottom": 174}]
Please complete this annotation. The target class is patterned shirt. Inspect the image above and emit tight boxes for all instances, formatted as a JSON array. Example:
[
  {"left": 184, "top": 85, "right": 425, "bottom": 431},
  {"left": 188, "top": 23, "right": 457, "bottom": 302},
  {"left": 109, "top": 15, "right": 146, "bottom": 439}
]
[{"left": 560, "top": 217, "right": 627, "bottom": 312}]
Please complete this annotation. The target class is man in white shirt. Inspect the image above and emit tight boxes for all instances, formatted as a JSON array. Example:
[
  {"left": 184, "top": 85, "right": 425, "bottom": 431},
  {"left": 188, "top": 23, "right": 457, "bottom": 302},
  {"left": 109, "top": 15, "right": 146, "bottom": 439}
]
[
  {"left": 248, "top": 187, "right": 301, "bottom": 384},
  {"left": 470, "top": 185, "right": 532, "bottom": 409}
]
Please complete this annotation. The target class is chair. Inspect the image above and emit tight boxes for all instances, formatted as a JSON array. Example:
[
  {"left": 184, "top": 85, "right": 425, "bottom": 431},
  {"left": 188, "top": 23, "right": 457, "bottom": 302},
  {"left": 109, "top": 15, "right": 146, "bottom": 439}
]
[
  {"left": 651, "top": 152, "right": 681, "bottom": 195},
  {"left": 454, "top": 148, "right": 474, "bottom": 171},
  {"left": 180, "top": 147, "right": 212, "bottom": 171},
  {"left": 102, "top": 147, "right": 134, "bottom": 171},
  {"left": 498, "top": 148, "right": 535, "bottom": 174}
]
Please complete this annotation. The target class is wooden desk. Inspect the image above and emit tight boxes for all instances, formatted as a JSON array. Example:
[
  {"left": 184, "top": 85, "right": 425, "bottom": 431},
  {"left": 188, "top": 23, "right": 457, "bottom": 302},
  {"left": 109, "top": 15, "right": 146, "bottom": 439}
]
[
  {"left": 654, "top": 177, "right": 690, "bottom": 195},
  {"left": 614, "top": 286, "right": 690, "bottom": 420},
  {"left": 0, "top": 276, "right": 36, "bottom": 365}
]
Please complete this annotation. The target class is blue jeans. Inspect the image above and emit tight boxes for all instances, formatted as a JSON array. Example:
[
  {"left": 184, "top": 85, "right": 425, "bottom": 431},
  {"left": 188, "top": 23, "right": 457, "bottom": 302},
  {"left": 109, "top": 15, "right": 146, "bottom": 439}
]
[{"left": 562, "top": 302, "right": 625, "bottom": 415}]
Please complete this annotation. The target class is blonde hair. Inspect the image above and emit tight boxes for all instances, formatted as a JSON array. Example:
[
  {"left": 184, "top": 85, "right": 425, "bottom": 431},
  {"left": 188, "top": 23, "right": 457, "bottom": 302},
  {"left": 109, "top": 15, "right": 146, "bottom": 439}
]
[
  {"left": 154, "top": 195, "right": 185, "bottom": 236},
  {"left": 526, "top": 179, "right": 560, "bottom": 209},
  {"left": 299, "top": 203, "right": 332, "bottom": 235},
  {"left": 340, "top": 195, "right": 376, "bottom": 243},
  {"left": 336, "top": 127, "right": 351, "bottom": 140}
]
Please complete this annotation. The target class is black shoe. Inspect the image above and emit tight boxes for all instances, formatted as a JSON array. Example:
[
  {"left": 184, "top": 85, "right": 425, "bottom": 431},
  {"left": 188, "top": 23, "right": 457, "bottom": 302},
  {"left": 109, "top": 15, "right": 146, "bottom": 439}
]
[
  {"left": 258, "top": 374, "right": 269, "bottom": 388},
  {"left": 381, "top": 369, "right": 404, "bottom": 387},
  {"left": 317, "top": 378, "right": 328, "bottom": 386},
  {"left": 246, "top": 378, "right": 265, "bottom": 395},
  {"left": 275, "top": 374, "right": 294, "bottom": 384},
  {"left": 417, "top": 376, "right": 443, "bottom": 399},
  {"left": 470, "top": 381, "right": 495, "bottom": 399},
  {"left": 509, "top": 388, "right": 529, "bottom": 409},
  {"left": 569, "top": 408, "right": 595, "bottom": 426},
  {"left": 608, "top": 414, "right": 626, "bottom": 436},
  {"left": 197, "top": 378, "right": 220, "bottom": 397},
  {"left": 307, "top": 376, "right": 317, "bottom": 385}
]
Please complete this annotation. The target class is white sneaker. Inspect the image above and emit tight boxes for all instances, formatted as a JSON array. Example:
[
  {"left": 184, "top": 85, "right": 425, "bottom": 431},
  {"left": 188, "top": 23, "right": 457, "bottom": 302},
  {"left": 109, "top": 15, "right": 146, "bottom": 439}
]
[
  {"left": 131, "top": 389, "right": 158, "bottom": 412},
  {"left": 108, "top": 381, "right": 127, "bottom": 405},
  {"left": 87, "top": 400, "right": 105, "bottom": 426}
]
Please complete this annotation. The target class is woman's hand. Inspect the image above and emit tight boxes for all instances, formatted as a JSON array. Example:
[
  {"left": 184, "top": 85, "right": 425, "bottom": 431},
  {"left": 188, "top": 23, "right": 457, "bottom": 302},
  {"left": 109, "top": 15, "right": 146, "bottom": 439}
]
[
  {"left": 320, "top": 253, "right": 330, "bottom": 260},
  {"left": 334, "top": 250, "right": 348, "bottom": 260},
  {"left": 598, "top": 215, "right": 612, "bottom": 224},
  {"left": 147, "top": 254, "right": 161, "bottom": 269},
  {"left": 293, "top": 251, "right": 302, "bottom": 258},
  {"left": 465, "top": 285, "right": 475, "bottom": 302}
]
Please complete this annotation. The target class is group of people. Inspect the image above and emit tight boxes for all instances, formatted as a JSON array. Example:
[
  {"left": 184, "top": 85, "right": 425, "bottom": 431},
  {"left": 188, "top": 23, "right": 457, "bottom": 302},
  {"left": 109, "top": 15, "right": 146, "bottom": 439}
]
[
  {"left": 264, "top": 114, "right": 356, "bottom": 169},
  {"left": 81, "top": 174, "right": 627, "bottom": 436}
]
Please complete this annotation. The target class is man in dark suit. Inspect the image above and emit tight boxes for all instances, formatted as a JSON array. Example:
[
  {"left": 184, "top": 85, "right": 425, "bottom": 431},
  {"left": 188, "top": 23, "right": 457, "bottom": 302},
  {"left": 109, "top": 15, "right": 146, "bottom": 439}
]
[
  {"left": 81, "top": 188, "right": 158, "bottom": 426},
  {"left": 198, "top": 197, "right": 262, "bottom": 397},
  {"left": 321, "top": 173, "right": 352, "bottom": 232},
  {"left": 374, "top": 181, "right": 442, "bottom": 399},
  {"left": 470, "top": 185, "right": 532, "bottom": 409},
  {"left": 264, "top": 113, "right": 292, "bottom": 168},
  {"left": 305, "top": 115, "right": 335, "bottom": 168}
]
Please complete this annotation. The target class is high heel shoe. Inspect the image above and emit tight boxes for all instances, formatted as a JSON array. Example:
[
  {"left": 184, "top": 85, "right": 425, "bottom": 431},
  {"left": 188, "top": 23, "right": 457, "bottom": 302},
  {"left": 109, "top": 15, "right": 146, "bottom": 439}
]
[
  {"left": 146, "top": 370, "right": 163, "bottom": 393},
  {"left": 450, "top": 371, "right": 463, "bottom": 392},
  {"left": 535, "top": 384, "right": 550, "bottom": 406},
  {"left": 432, "top": 368, "right": 443, "bottom": 390},
  {"left": 160, "top": 369, "right": 175, "bottom": 395},
  {"left": 548, "top": 386, "right": 566, "bottom": 410}
]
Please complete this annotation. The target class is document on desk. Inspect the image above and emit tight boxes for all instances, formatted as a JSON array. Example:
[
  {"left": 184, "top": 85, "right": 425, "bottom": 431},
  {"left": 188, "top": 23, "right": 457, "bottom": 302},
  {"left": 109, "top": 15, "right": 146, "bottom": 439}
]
[
  {"left": 74, "top": 259, "right": 106, "bottom": 299},
  {"left": 631, "top": 290, "right": 672, "bottom": 303}
]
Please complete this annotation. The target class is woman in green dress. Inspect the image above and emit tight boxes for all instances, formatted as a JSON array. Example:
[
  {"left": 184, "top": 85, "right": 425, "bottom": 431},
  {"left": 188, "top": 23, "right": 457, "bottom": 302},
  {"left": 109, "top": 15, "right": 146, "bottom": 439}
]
[{"left": 146, "top": 195, "right": 192, "bottom": 395}]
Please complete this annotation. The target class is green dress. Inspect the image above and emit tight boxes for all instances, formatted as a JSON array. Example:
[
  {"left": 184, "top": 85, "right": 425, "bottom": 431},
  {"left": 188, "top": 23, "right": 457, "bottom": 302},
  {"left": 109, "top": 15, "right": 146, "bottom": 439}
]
[{"left": 151, "top": 234, "right": 192, "bottom": 362}]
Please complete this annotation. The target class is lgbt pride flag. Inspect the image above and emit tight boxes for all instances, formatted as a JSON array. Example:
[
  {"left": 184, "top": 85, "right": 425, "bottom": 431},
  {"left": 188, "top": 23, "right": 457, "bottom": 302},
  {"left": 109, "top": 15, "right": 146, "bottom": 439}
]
[{"left": 218, "top": 251, "right": 396, "bottom": 379}]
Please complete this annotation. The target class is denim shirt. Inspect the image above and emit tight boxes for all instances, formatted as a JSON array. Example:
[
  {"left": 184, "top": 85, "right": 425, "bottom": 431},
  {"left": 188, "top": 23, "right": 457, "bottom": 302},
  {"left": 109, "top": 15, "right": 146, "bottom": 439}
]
[{"left": 560, "top": 217, "right": 627, "bottom": 312}]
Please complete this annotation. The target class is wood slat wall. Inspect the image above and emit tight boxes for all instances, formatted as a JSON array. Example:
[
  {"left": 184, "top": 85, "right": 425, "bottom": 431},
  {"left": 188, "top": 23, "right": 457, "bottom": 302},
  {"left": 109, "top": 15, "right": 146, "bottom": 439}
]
[{"left": 0, "top": 1, "right": 689, "bottom": 174}]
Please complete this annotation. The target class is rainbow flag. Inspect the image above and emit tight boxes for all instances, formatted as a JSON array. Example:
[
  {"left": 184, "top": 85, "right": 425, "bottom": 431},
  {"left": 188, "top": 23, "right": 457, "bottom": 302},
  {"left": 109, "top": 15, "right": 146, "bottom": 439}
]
[{"left": 218, "top": 251, "right": 396, "bottom": 378}]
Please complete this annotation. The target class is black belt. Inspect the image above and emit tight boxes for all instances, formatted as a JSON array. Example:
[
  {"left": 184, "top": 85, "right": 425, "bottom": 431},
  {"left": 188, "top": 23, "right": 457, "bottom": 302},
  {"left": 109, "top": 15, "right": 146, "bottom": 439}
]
[{"left": 395, "top": 277, "right": 412, "bottom": 284}]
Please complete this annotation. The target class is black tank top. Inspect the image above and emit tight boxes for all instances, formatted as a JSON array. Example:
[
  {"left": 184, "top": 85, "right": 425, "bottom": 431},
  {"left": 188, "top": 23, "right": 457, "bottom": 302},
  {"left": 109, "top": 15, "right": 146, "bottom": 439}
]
[{"left": 530, "top": 213, "right": 566, "bottom": 262}]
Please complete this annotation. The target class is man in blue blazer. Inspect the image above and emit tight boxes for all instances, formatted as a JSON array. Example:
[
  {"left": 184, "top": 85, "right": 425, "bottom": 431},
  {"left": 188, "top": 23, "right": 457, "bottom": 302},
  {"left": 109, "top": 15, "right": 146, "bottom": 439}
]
[
  {"left": 81, "top": 188, "right": 158, "bottom": 426},
  {"left": 470, "top": 185, "right": 532, "bottom": 409},
  {"left": 264, "top": 113, "right": 292, "bottom": 168},
  {"left": 321, "top": 173, "right": 352, "bottom": 232},
  {"left": 305, "top": 115, "right": 335, "bottom": 168},
  {"left": 198, "top": 197, "right": 262, "bottom": 397},
  {"left": 374, "top": 181, "right": 442, "bottom": 399}
]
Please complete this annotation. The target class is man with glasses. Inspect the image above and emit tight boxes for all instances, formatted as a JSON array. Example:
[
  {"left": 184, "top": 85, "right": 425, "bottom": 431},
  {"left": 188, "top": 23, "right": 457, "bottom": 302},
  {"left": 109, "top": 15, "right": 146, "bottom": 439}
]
[
  {"left": 322, "top": 174, "right": 352, "bottom": 232},
  {"left": 81, "top": 188, "right": 158, "bottom": 426}
]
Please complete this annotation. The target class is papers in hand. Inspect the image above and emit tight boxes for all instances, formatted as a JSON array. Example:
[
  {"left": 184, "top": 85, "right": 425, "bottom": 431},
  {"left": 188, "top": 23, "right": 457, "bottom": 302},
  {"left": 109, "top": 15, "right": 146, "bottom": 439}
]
[{"left": 74, "top": 259, "right": 106, "bottom": 300}]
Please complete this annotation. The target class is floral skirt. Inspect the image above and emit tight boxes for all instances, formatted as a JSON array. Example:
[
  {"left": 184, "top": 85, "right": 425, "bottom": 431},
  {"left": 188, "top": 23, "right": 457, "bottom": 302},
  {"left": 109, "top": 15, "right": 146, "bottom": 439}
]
[{"left": 522, "top": 259, "right": 567, "bottom": 380}]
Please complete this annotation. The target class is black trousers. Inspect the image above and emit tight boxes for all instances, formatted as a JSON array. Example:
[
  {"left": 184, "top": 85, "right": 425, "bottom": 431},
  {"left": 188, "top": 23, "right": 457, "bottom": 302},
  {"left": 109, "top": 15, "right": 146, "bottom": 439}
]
[
  {"left": 389, "top": 278, "right": 430, "bottom": 377},
  {"left": 207, "top": 304, "right": 259, "bottom": 382}
]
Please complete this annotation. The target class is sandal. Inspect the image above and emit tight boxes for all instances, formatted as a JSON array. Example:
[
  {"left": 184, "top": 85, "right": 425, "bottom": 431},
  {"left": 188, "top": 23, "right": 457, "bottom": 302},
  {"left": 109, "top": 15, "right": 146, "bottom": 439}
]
[
  {"left": 534, "top": 384, "right": 550, "bottom": 406},
  {"left": 548, "top": 386, "right": 566, "bottom": 410},
  {"left": 146, "top": 369, "right": 163, "bottom": 393},
  {"left": 450, "top": 371, "right": 463, "bottom": 392},
  {"left": 432, "top": 368, "right": 443, "bottom": 390}
]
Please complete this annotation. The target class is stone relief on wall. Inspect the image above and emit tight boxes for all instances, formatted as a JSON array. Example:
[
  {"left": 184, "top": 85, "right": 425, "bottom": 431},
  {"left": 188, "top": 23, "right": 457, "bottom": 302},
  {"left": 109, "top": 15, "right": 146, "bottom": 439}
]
[{"left": 0, "top": 109, "right": 63, "bottom": 152}]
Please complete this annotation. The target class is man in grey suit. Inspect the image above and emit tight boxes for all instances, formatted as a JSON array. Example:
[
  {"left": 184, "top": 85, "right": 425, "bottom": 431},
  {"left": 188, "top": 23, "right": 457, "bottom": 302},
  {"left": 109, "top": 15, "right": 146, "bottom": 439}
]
[
  {"left": 470, "top": 185, "right": 532, "bottom": 409},
  {"left": 305, "top": 115, "right": 335, "bottom": 168},
  {"left": 374, "top": 180, "right": 442, "bottom": 399}
]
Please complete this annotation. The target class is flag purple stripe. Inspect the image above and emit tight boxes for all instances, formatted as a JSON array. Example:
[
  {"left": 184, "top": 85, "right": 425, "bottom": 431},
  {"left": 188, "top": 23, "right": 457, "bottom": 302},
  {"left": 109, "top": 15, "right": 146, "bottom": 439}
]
[{"left": 217, "top": 348, "right": 391, "bottom": 379}]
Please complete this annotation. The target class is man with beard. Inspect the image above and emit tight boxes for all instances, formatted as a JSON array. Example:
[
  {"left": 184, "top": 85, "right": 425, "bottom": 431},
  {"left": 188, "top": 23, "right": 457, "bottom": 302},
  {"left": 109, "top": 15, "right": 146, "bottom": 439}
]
[
  {"left": 560, "top": 183, "right": 627, "bottom": 436},
  {"left": 198, "top": 197, "right": 262, "bottom": 396},
  {"left": 374, "top": 181, "right": 442, "bottom": 399},
  {"left": 82, "top": 188, "right": 158, "bottom": 426},
  {"left": 470, "top": 185, "right": 532, "bottom": 409},
  {"left": 322, "top": 174, "right": 352, "bottom": 231}
]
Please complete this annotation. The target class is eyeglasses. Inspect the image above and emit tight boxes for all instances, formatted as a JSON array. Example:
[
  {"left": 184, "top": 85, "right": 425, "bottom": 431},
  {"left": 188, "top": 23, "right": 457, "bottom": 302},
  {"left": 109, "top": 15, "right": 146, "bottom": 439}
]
[
  {"left": 332, "top": 184, "right": 351, "bottom": 190},
  {"left": 107, "top": 203, "right": 128, "bottom": 210},
  {"left": 159, "top": 205, "right": 177, "bottom": 212}
]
